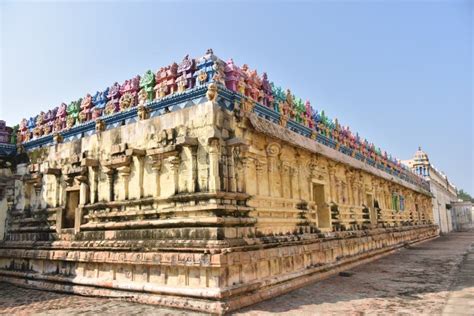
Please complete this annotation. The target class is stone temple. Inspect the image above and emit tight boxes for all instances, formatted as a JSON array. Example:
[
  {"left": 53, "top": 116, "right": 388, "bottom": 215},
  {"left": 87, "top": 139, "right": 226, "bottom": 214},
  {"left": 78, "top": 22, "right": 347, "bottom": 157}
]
[{"left": 0, "top": 50, "right": 438, "bottom": 314}]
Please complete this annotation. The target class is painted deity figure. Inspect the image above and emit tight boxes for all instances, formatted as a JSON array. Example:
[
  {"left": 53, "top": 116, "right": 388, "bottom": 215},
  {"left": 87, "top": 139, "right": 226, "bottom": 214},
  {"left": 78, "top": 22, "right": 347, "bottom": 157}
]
[
  {"left": 285, "top": 89, "right": 296, "bottom": 120},
  {"left": 240, "top": 64, "right": 251, "bottom": 97},
  {"left": 10, "top": 125, "right": 18, "bottom": 144},
  {"left": 119, "top": 93, "right": 134, "bottom": 111},
  {"left": 154, "top": 67, "right": 169, "bottom": 99},
  {"left": 176, "top": 73, "right": 187, "bottom": 93},
  {"left": 294, "top": 97, "right": 305, "bottom": 123},
  {"left": 119, "top": 76, "right": 140, "bottom": 110},
  {"left": 54, "top": 103, "right": 68, "bottom": 131},
  {"left": 36, "top": 111, "right": 45, "bottom": 127},
  {"left": 19, "top": 118, "right": 30, "bottom": 142},
  {"left": 137, "top": 89, "right": 148, "bottom": 106},
  {"left": 106, "top": 82, "right": 121, "bottom": 114},
  {"left": 177, "top": 54, "right": 196, "bottom": 89},
  {"left": 260, "top": 72, "right": 273, "bottom": 107},
  {"left": 271, "top": 83, "right": 285, "bottom": 113},
  {"left": 79, "top": 94, "right": 93, "bottom": 123},
  {"left": 66, "top": 99, "right": 81, "bottom": 128},
  {"left": 165, "top": 63, "right": 178, "bottom": 94},
  {"left": 0, "top": 120, "right": 8, "bottom": 144},
  {"left": 212, "top": 63, "right": 226, "bottom": 86},
  {"left": 27, "top": 117, "right": 36, "bottom": 132},
  {"left": 92, "top": 88, "right": 109, "bottom": 119},
  {"left": 247, "top": 69, "right": 261, "bottom": 101},
  {"left": 224, "top": 59, "right": 240, "bottom": 92},
  {"left": 140, "top": 70, "right": 155, "bottom": 101},
  {"left": 303, "top": 101, "right": 314, "bottom": 128},
  {"left": 237, "top": 76, "right": 247, "bottom": 96}
]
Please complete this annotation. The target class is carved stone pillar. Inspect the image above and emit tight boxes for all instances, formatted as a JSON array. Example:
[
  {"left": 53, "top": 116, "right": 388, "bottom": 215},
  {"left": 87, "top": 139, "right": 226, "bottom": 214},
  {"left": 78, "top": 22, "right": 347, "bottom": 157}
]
[
  {"left": 105, "top": 168, "right": 115, "bottom": 202},
  {"left": 227, "top": 147, "right": 236, "bottom": 192},
  {"left": 327, "top": 164, "right": 336, "bottom": 203},
  {"left": 77, "top": 177, "right": 89, "bottom": 205},
  {"left": 208, "top": 138, "right": 220, "bottom": 193},
  {"left": 117, "top": 166, "right": 131, "bottom": 200},
  {"left": 134, "top": 156, "right": 145, "bottom": 199},
  {"left": 88, "top": 167, "right": 98, "bottom": 204},
  {"left": 168, "top": 156, "right": 180, "bottom": 195},
  {"left": 54, "top": 175, "right": 61, "bottom": 207},
  {"left": 151, "top": 157, "right": 163, "bottom": 198},
  {"left": 266, "top": 143, "right": 281, "bottom": 198}
]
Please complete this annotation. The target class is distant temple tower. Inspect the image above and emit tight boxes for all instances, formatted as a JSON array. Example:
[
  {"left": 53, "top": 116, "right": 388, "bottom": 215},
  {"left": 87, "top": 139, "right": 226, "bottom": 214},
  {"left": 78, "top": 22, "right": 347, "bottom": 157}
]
[
  {"left": 409, "top": 147, "right": 430, "bottom": 177},
  {"left": 403, "top": 147, "right": 457, "bottom": 234}
]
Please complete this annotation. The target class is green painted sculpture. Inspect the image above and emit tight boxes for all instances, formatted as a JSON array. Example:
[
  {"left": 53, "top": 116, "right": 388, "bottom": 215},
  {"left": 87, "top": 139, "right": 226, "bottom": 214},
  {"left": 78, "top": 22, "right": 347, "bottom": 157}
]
[{"left": 140, "top": 70, "right": 156, "bottom": 101}]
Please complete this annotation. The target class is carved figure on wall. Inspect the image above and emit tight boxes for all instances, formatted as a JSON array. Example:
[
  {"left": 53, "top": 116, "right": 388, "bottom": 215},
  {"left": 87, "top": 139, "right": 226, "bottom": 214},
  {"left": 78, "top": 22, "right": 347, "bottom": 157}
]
[
  {"left": 197, "top": 70, "right": 208, "bottom": 85},
  {"left": 137, "top": 89, "right": 147, "bottom": 106},
  {"left": 224, "top": 59, "right": 240, "bottom": 92},
  {"left": 176, "top": 74, "right": 187, "bottom": 93},
  {"left": 104, "top": 100, "right": 116, "bottom": 116},
  {"left": 260, "top": 72, "right": 273, "bottom": 107},
  {"left": 95, "top": 119, "right": 105, "bottom": 133},
  {"left": 140, "top": 70, "right": 155, "bottom": 101},
  {"left": 165, "top": 63, "right": 178, "bottom": 94},
  {"left": 119, "top": 92, "right": 134, "bottom": 111},
  {"left": 154, "top": 81, "right": 168, "bottom": 99},
  {"left": 237, "top": 76, "right": 246, "bottom": 96},
  {"left": 91, "top": 87, "right": 109, "bottom": 119},
  {"left": 66, "top": 99, "right": 81, "bottom": 128},
  {"left": 206, "top": 83, "right": 218, "bottom": 102},
  {"left": 107, "top": 82, "right": 121, "bottom": 113},
  {"left": 212, "top": 64, "right": 226, "bottom": 85},
  {"left": 177, "top": 54, "right": 196, "bottom": 89},
  {"left": 294, "top": 97, "right": 305, "bottom": 123},
  {"left": 79, "top": 94, "right": 93, "bottom": 123},
  {"left": 303, "top": 101, "right": 314, "bottom": 128},
  {"left": 137, "top": 105, "right": 149, "bottom": 120}
]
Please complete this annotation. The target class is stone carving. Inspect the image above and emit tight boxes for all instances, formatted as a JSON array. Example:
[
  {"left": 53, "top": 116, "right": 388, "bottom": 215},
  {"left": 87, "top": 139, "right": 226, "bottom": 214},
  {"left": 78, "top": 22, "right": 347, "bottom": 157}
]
[
  {"left": 107, "top": 82, "right": 121, "bottom": 114},
  {"left": 119, "top": 92, "right": 135, "bottom": 111},
  {"left": 224, "top": 59, "right": 240, "bottom": 92},
  {"left": 140, "top": 70, "right": 155, "bottom": 101},
  {"left": 137, "top": 89, "right": 147, "bottom": 106},
  {"left": 53, "top": 132, "right": 63, "bottom": 143},
  {"left": 206, "top": 83, "right": 218, "bottom": 102},
  {"left": 95, "top": 119, "right": 105, "bottom": 133},
  {"left": 177, "top": 54, "right": 196, "bottom": 90},
  {"left": 137, "top": 105, "right": 149, "bottom": 120},
  {"left": 66, "top": 99, "right": 81, "bottom": 128},
  {"left": 0, "top": 120, "right": 11, "bottom": 143}
]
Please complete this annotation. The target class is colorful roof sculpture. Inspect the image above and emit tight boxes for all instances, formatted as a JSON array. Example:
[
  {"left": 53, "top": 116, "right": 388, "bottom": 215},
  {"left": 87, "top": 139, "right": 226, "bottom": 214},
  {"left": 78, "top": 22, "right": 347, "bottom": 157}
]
[{"left": 2, "top": 49, "right": 426, "bottom": 188}]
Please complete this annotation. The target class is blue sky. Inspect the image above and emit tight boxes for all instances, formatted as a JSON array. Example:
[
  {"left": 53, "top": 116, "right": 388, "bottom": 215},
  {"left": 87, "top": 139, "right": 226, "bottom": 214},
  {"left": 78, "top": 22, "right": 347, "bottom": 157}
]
[{"left": 1, "top": 1, "right": 473, "bottom": 193}]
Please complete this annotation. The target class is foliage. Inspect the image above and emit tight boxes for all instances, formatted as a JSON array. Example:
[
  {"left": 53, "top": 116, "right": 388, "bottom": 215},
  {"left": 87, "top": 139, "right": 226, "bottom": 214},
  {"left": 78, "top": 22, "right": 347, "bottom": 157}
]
[{"left": 458, "top": 189, "right": 474, "bottom": 202}]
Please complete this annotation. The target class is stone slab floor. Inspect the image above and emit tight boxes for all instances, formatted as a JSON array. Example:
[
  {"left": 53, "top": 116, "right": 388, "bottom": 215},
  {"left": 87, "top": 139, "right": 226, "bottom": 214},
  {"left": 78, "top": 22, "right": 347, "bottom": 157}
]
[{"left": 0, "top": 231, "right": 472, "bottom": 316}]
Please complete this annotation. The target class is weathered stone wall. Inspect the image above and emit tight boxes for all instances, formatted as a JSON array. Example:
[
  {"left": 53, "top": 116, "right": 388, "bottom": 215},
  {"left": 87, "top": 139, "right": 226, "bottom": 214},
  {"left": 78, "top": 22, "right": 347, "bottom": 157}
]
[{"left": 0, "top": 94, "right": 437, "bottom": 314}]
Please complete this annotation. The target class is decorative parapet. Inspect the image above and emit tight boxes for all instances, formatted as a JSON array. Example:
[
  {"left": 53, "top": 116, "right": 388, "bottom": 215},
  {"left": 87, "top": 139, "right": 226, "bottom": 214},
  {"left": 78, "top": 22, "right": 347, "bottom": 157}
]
[{"left": 6, "top": 49, "right": 429, "bottom": 191}]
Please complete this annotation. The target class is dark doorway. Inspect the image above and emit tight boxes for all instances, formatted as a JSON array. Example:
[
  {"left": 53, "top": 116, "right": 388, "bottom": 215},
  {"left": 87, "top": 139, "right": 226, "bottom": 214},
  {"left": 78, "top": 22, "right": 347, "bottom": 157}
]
[{"left": 63, "top": 190, "right": 79, "bottom": 229}]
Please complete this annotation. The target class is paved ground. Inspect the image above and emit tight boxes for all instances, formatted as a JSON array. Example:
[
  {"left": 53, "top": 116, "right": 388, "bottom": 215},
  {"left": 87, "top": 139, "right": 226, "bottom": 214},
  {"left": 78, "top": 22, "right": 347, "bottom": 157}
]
[{"left": 0, "top": 231, "right": 472, "bottom": 315}]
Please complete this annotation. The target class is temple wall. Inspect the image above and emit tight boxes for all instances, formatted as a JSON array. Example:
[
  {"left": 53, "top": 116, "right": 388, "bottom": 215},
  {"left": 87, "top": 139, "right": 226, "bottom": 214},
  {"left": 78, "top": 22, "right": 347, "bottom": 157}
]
[{"left": 0, "top": 95, "right": 438, "bottom": 314}]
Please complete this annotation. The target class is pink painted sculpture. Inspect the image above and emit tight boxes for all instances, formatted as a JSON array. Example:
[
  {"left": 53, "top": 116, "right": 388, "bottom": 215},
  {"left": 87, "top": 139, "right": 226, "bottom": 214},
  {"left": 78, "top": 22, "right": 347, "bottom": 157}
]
[
  {"left": 79, "top": 94, "right": 94, "bottom": 123},
  {"left": 55, "top": 103, "right": 68, "bottom": 131},
  {"left": 165, "top": 63, "right": 178, "bottom": 94},
  {"left": 106, "top": 82, "right": 121, "bottom": 114},
  {"left": 154, "top": 67, "right": 169, "bottom": 99},
  {"left": 177, "top": 55, "right": 196, "bottom": 90},
  {"left": 224, "top": 59, "right": 240, "bottom": 92},
  {"left": 119, "top": 76, "right": 140, "bottom": 109},
  {"left": 303, "top": 101, "right": 314, "bottom": 128}
]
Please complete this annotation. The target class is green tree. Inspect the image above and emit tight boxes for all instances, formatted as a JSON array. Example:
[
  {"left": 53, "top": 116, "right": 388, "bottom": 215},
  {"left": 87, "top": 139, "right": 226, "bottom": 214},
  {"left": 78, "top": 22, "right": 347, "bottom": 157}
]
[{"left": 458, "top": 189, "right": 474, "bottom": 202}]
